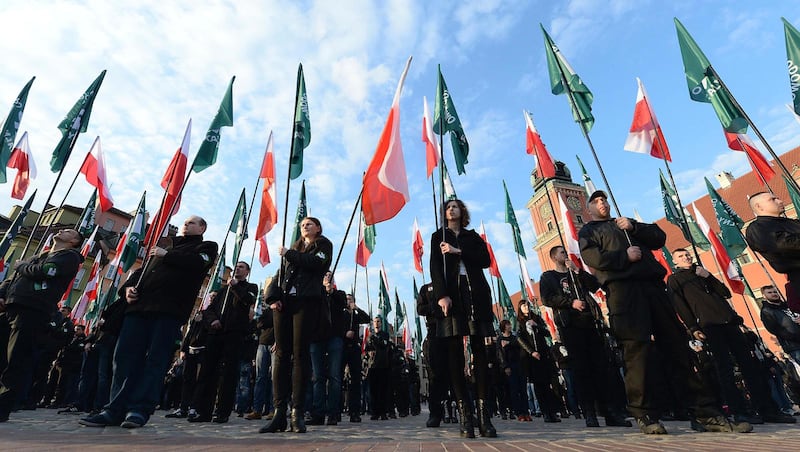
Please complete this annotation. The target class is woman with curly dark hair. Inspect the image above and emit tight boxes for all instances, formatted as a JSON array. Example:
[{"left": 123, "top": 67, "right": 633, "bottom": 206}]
[
  {"left": 429, "top": 199, "right": 497, "bottom": 438},
  {"left": 260, "top": 217, "right": 332, "bottom": 434}
]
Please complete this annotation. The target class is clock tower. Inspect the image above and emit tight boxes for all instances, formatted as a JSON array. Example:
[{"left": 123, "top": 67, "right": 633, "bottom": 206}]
[{"left": 526, "top": 161, "right": 591, "bottom": 272}]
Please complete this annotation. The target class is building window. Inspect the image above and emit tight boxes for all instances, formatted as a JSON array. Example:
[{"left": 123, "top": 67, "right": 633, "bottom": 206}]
[
  {"left": 546, "top": 221, "right": 554, "bottom": 231},
  {"left": 104, "top": 219, "right": 115, "bottom": 231},
  {"left": 575, "top": 215, "right": 583, "bottom": 224},
  {"left": 736, "top": 252, "right": 752, "bottom": 266}
]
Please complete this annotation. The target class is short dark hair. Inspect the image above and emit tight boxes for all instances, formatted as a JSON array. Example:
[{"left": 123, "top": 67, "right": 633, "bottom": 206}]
[
  {"left": 500, "top": 319, "right": 511, "bottom": 331},
  {"left": 671, "top": 247, "right": 688, "bottom": 255},
  {"left": 760, "top": 285, "right": 776, "bottom": 292},
  {"left": 236, "top": 261, "right": 250, "bottom": 271},
  {"left": 549, "top": 245, "right": 564, "bottom": 259},
  {"left": 441, "top": 199, "right": 470, "bottom": 228}
]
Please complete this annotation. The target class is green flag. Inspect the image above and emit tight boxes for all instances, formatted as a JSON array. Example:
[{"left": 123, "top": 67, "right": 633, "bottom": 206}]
[
  {"left": 119, "top": 192, "right": 146, "bottom": 272},
  {"left": 290, "top": 64, "right": 311, "bottom": 180},
  {"left": 785, "top": 174, "right": 800, "bottom": 219},
  {"left": 394, "top": 288, "right": 405, "bottom": 334},
  {"left": 228, "top": 188, "right": 248, "bottom": 261},
  {"left": 433, "top": 65, "right": 469, "bottom": 175},
  {"left": 497, "top": 276, "right": 513, "bottom": 312},
  {"left": 378, "top": 268, "right": 392, "bottom": 333},
  {"left": 503, "top": 180, "right": 526, "bottom": 258},
  {"left": 290, "top": 180, "right": 307, "bottom": 245},
  {"left": 76, "top": 190, "right": 98, "bottom": 237},
  {"left": 783, "top": 18, "right": 800, "bottom": 116},
  {"left": 0, "top": 77, "right": 35, "bottom": 183},
  {"left": 576, "top": 155, "right": 597, "bottom": 197},
  {"left": 660, "top": 246, "right": 675, "bottom": 272},
  {"left": 0, "top": 190, "right": 36, "bottom": 259},
  {"left": 193, "top": 76, "right": 235, "bottom": 173},
  {"left": 50, "top": 70, "right": 107, "bottom": 172},
  {"left": 210, "top": 243, "right": 227, "bottom": 293},
  {"left": 704, "top": 177, "right": 746, "bottom": 257},
  {"left": 660, "top": 170, "right": 710, "bottom": 250},
  {"left": 412, "top": 277, "right": 419, "bottom": 301},
  {"left": 541, "top": 25, "right": 594, "bottom": 132},
  {"left": 674, "top": 18, "right": 747, "bottom": 134}
]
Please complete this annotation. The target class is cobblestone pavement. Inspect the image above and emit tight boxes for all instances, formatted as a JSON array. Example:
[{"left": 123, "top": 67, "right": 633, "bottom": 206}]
[{"left": 1, "top": 408, "right": 799, "bottom": 451}]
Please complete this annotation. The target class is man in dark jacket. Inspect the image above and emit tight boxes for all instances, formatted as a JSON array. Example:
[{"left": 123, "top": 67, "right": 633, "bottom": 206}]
[
  {"left": 760, "top": 284, "right": 800, "bottom": 364},
  {"left": 745, "top": 193, "right": 800, "bottom": 285},
  {"left": 0, "top": 228, "right": 84, "bottom": 422},
  {"left": 366, "top": 316, "right": 391, "bottom": 420},
  {"left": 416, "top": 283, "right": 448, "bottom": 427},
  {"left": 341, "top": 292, "right": 369, "bottom": 422},
  {"left": 579, "top": 191, "right": 749, "bottom": 434},
  {"left": 189, "top": 261, "right": 257, "bottom": 423},
  {"left": 540, "top": 245, "right": 629, "bottom": 428},
  {"left": 80, "top": 215, "right": 217, "bottom": 429},
  {"left": 668, "top": 249, "right": 794, "bottom": 424}
]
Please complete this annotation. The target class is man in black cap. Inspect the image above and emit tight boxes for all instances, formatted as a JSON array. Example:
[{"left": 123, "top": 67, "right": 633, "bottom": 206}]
[{"left": 579, "top": 191, "right": 750, "bottom": 435}]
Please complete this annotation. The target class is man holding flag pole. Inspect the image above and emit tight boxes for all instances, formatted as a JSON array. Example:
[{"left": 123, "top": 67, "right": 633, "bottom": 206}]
[{"left": 79, "top": 216, "right": 217, "bottom": 429}]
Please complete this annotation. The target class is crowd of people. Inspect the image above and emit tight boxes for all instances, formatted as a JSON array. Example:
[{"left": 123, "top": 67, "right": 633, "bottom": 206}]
[{"left": 1, "top": 193, "right": 800, "bottom": 438}]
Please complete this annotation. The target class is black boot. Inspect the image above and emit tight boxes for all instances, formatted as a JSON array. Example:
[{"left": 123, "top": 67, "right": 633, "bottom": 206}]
[
  {"left": 290, "top": 408, "right": 306, "bottom": 433},
  {"left": 259, "top": 404, "right": 288, "bottom": 433},
  {"left": 457, "top": 400, "right": 475, "bottom": 438},
  {"left": 427, "top": 401, "right": 443, "bottom": 428},
  {"left": 476, "top": 400, "right": 497, "bottom": 438}
]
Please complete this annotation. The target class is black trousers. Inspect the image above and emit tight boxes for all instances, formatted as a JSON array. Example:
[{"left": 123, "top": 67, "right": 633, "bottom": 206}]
[
  {"left": 444, "top": 335, "right": 489, "bottom": 403},
  {"left": 194, "top": 333, "right": 242, "bottom": 418},
  {"left": 425, "top": 336, "right": 449, "bottom": 417},
  {"left": 272, "top": 296, "right": 313, "bottom": 409},
  {"left": 179, "top": 351, "right": 202, "bottom": 411},
  {"left": 343, "top": 342, "right": 362, "bottom": 415},
  {"left": 560, "top": 325, "right": 620, "bottom": 415},
  {"left": 703, "top": 323, "right": 779, "bottom": 415},
  {"left": 0, "top": 305, "right": 49, "bottom": 417},
  {"left": 368, "top": 367, "right": 390, "bottom": 416},
  {"left": 607, "top": 280, "right": 721, "bottom": 419}
]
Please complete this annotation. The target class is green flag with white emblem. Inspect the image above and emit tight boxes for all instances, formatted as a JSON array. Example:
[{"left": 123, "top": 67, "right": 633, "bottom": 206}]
[
  {"left": 0, "top": 77, "right": 34, "bottom": 182},
  {"left": 193, "top": 76, "right": 235, "bottom": 173}
]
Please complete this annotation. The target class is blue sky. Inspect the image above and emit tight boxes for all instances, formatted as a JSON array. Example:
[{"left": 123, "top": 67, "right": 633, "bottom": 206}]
[{"left": 1, "top": 0, "right": 799, "bottom": 326}]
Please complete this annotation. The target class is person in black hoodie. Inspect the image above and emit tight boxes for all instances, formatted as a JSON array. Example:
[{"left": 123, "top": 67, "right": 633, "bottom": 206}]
[
  {"left": 540, "top": 245, "right": 630, "bottom": 428},
  {"left": 579, "top": 191, "right": 750, "bottom": 435},
  {"left": 79, "top": 215, "right": 217, "bottom": 429},
  {"left": 668, "top": 249, "right": 795, "bottom": 424},
  {"left": 760, "top": 285, "right": 800, "bottom": 364},
  {"left": 0, "top": 228, "right": 84, "bottom": 422},
  {"left": 259, "top": 216, "right": 332, "bottom": 434},
  {"left": 429, "top": 199, "right": 497, "bottom": 438},
  {"left": 341, "top": 291, "right": 369, "bottom": 422},
  {"left": 417, "top": 282, "right": 449, "bottom": 427},
  {"left": 190, "top": 261, "right": 258, "bottom": 423},
  {"left": 246, "top": 299, "right": 274, "bottom": 420}
]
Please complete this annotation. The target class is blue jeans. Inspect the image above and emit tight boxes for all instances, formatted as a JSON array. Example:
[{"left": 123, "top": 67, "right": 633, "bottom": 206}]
[
  {"left": 105, "top": 314, "right": 181, "bottom": 423},
  {"left": 252, "top": 344, "right": 273, "bottom": 414},
  {"left": 93, "top": 338, "right": 116, "bottom": 410},
  {"left": 236, "top": 359, "right": 253, "bottom": 414},
  {"left": 310, "top": 336, "right": 344, "bottom": 418}
]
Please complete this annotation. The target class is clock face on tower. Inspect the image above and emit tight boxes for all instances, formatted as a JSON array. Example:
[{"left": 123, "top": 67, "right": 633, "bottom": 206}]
[{"left": 566, "top": 195, "right": 582, "bottom": 211}]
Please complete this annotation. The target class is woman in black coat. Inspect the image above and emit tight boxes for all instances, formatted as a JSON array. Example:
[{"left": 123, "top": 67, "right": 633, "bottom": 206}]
[
  {"left": 429, "top": 199, "right": 496, "bottom": 438},
  {"left": 260, "top": 217, "right": 332, "bottom": 434}
]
